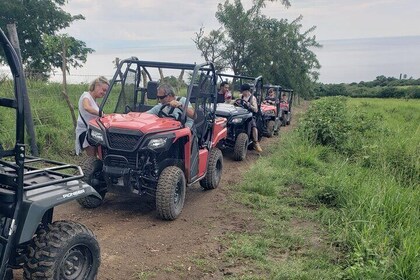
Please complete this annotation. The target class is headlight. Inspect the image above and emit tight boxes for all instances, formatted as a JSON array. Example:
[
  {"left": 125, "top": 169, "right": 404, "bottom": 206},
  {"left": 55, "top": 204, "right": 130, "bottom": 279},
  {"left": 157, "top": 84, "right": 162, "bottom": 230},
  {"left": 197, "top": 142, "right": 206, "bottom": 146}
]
[
  {"left": 265, "top": 110, "right": 275, "bottom": 115},
  {"left": 148, "top": 138, "right": 168, "bottom": 149},
  {"left": 231, "top": 118, "right": 243, "bottom": 124},
  {"left": 90, "top": 129, "right": 104, "bottom": 142}
]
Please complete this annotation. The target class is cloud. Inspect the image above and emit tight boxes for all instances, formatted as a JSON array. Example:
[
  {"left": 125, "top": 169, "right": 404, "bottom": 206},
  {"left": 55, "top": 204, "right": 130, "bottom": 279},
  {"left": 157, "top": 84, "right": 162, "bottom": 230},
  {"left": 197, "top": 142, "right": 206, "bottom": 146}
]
[{"left": 56, "top": 0, "right": 420, "bottom": 83}]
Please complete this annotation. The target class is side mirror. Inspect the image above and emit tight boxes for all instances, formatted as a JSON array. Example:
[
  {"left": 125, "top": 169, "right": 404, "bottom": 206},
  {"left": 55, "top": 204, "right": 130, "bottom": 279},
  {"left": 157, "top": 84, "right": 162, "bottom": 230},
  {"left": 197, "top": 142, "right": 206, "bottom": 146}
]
[{"left": 147, "top": 81, "right": 158, "bottom": 99}]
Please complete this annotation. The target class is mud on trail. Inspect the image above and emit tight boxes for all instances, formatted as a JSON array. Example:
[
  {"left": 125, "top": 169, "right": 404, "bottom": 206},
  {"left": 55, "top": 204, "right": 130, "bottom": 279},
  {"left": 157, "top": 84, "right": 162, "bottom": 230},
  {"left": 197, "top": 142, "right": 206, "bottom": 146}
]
[{"left": 16, "top": 102, "right": 309, "bottom": 280}]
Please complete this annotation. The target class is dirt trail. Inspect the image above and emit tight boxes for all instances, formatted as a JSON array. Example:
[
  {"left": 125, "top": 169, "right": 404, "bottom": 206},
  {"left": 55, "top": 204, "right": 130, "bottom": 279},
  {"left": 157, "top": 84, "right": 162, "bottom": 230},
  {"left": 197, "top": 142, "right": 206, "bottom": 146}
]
[{"left": 17, "top": 101, "right": 308, "bottom": 280}]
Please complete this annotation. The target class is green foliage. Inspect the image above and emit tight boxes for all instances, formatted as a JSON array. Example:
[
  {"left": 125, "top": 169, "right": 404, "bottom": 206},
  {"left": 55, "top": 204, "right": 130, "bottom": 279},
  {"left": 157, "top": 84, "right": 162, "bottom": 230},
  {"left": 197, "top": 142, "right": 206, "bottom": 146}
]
[
  {"left": 228, "top": 98, "right": 419, "bottom": 279},
  {"left": 160, "top": 75, "right": 187, "bottom": 89},
  {"left": 0, "top": 79, "right": 86, "bottom": 161},
  {"left": 0, "top": 0, "right": 87, "bottom": 80},
  {"left": 43, "top": 34, "right": 94, "bottom": 74},
  {"left": 298, "top": 97, "right": 350, "bottom": 149},
  {"left": 314, "top": 76, "right": 420, "bottom": 99},
  {"left": 195, "top": 0, "right": 320, "bottom": 98},
  {"left": 295, "top": 98, "right": 419, "bottom": 279}
]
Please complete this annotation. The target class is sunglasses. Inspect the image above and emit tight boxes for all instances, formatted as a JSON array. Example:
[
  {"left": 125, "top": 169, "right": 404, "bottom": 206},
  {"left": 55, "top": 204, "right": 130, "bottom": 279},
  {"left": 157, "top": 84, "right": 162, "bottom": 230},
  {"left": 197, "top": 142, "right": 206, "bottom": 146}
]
[{"left": 157, "top": 95, "right": 167, "bottom": 99}]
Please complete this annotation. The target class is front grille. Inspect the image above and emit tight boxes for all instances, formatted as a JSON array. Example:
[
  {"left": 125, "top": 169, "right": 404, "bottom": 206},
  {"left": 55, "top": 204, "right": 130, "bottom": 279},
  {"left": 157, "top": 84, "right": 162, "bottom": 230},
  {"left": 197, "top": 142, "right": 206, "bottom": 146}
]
[
  {"left": 108, "top": 132, "right": 142, "bottom": 150},
  {"left": 103, "top": 149, "right": 137, "bottom": 168}
]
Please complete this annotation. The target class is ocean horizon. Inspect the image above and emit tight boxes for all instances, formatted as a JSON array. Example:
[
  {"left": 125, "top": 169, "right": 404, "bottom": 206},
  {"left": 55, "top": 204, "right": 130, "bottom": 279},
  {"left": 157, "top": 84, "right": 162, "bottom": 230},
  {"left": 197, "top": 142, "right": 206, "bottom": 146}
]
[
  {"left": 2, "top": 35, "right": 419, "bottom": 85},
  {"left": 316, "top": 35, "right": 420, "bottom": 84}
]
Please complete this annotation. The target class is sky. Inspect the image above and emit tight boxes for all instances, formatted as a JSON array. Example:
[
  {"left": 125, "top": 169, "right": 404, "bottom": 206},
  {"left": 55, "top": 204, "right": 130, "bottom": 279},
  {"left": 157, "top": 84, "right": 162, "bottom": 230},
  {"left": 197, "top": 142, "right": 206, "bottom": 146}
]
[{"left": 54, "top": 0, "right": 420, "bottom": 84}]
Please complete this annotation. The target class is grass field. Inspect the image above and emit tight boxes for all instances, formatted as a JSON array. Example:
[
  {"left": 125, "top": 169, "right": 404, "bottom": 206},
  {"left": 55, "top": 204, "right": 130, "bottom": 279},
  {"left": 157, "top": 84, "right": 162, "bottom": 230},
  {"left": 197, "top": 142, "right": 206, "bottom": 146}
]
[{"left": 225, "top": 97, "right": 419, "bottom": 279}]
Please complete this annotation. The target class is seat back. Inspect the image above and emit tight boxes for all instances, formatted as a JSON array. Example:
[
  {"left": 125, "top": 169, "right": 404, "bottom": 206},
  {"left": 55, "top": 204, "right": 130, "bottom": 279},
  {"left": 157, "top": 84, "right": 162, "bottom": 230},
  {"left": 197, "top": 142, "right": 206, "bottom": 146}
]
[{"left": 193, "top": 109, "right": 209, "bottom": 146}]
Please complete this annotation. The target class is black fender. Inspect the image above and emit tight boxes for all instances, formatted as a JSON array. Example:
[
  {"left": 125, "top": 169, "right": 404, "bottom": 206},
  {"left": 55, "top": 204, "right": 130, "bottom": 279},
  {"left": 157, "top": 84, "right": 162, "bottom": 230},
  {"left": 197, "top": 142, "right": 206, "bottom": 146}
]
[{"left": 16, "top": 180, "right": 100, "bottom": 244}]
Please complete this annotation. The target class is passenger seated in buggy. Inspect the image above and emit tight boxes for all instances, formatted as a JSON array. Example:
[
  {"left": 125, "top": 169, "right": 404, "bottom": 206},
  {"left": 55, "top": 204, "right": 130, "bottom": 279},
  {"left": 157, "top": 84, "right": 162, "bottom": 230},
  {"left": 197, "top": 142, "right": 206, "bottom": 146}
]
[{"left": 263, "top": 88, "right": 277, "bottom": 105}]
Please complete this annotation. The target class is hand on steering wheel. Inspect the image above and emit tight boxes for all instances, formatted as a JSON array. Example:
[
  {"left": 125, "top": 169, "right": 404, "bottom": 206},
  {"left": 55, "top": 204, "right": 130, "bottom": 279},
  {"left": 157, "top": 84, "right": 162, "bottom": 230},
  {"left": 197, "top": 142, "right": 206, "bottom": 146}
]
[
  {"left": 158, "top": 103, "right": 183, "bottom": 119},
  {"left": 234, "top": 99, "right": 249, "bottom": 109}
]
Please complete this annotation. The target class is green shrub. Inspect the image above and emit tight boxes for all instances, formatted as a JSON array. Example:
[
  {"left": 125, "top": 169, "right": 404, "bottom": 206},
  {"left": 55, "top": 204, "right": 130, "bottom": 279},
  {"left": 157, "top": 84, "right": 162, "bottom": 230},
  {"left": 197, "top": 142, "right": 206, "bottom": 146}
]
[{"left": 298, "top": 96, "right": 350, "bottom": 150}]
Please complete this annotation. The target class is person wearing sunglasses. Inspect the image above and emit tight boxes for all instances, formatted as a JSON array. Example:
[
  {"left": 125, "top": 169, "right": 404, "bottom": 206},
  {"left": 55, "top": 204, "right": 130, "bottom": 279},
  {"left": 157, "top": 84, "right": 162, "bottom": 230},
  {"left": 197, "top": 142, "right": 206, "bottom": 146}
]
[{"left": 147, "top": 83, "right": 195, "bottom": 128}]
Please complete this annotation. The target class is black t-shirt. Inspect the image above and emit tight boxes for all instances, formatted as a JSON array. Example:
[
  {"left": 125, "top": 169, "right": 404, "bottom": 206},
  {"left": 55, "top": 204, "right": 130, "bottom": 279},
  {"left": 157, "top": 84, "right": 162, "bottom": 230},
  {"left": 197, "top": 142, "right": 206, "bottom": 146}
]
[{"left": 217, "top": 90, "right": 225, "bottom": 103}]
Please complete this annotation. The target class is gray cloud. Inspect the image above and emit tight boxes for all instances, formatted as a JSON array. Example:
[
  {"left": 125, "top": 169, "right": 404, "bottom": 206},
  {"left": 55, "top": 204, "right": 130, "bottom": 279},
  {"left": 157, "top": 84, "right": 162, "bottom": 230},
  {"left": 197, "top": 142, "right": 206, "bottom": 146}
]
[{"left": 58, "top": 0, "right": 420, "bottom": 83}]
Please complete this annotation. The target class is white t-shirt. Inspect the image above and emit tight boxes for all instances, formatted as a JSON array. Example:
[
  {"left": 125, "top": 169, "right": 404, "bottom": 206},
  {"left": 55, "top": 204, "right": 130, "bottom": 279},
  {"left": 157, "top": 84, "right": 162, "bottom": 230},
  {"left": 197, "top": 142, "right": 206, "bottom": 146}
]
[{"left": 75, "top": 92, "right": 99, "bottom": 155}]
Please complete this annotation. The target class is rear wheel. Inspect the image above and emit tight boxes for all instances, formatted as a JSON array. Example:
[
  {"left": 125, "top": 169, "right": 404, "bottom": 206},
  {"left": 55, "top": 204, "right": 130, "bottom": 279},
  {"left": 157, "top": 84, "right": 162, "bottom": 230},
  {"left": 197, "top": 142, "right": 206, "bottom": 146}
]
[
  {"left": 233, "top": 132, "right": 249, "bottom": 161},
  {"left": 156, "top": 166, "right": 186, "bottom": 220},
  {"left": 281, "top": 112, "right": 287, "bottom": 126},
  {"left": 200, "top": 148, "right": 223, "bottom": 190},
  {"left": 24, "top": 221, "right": 100, "bottom": 280},
  {"left": 77, "top": 156, "right": 106, "bottom": 209},
  {"left": 286, "top": 113, "right": 291, "bottom": 125},
  {"left": 265, "top": 120, "right": 275, "bottom": 138}
]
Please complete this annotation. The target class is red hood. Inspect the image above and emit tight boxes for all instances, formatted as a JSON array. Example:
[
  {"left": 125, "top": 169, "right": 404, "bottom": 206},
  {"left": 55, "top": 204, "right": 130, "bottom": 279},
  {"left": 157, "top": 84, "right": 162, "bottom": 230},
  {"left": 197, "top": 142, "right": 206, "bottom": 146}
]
[
  {"left": 261, "top": 104, "right": 277, "bottom": 114},
  {"left": 89, "top": 112, "right": 181, "bottom": 133}
]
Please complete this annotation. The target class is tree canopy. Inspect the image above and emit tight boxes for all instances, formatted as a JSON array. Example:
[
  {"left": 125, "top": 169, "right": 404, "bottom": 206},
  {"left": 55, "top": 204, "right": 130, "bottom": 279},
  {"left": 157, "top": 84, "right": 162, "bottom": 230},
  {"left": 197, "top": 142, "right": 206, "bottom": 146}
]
[
  {"left": 0, "top": 0, "right": 92, "bottom": 80},
  {"left": 194, "top": 0, "right": 321, "bottom": 98}
]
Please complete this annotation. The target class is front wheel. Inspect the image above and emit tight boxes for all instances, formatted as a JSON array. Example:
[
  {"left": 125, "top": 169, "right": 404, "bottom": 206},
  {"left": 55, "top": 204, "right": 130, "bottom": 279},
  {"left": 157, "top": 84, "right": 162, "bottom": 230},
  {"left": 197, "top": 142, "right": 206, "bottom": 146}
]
[
  {"left": 200, "top": 148, "right": 223, "bottom": 190},
  {"left": 24, "top": 221, "right": 100, "bottom": 280},
  {"left": 265, "top": 120, "right": 275, "bottom": 138},
  {"left": 77, "top": 156, "right": 106, "bottom": 209},
  {"left": 233, "top": 132, "right": 249, "bottom": 161},
  {"left": 156, "top": 166, "right": 186, "bottom": 220}
]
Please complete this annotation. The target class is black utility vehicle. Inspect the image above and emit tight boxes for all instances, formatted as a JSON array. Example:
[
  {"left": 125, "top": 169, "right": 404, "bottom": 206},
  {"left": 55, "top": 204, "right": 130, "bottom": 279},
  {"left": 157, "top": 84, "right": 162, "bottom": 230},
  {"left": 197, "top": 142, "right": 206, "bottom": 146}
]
[
  {"left": 0, "top": 29, "right": 100, "bottom": 280},
  {"left": 79, "top": 58, "right": 227, "bottom": 221},
  {"left": 215, "top": 73, "right": 267, "bottom": 161}
]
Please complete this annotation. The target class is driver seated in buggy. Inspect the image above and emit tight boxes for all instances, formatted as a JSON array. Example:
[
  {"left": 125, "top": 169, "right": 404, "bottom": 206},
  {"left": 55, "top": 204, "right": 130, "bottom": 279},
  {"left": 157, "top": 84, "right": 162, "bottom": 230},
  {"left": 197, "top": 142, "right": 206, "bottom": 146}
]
[
  {"left": 147, "top": 83, "right": 195, "bottom": 127},
  {"left": 235, "top": 83, "right": 263, "bottom": 153},
  {"left": 147, "top": 83, "right": 201, "bottom": 176}
]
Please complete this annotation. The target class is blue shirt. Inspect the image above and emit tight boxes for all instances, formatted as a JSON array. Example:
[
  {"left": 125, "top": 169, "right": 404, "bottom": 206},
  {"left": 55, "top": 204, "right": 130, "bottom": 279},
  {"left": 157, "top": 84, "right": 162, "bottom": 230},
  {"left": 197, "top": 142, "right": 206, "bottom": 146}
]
[{"left": 147, "top": 96, "right": 194, "bottom": 128}]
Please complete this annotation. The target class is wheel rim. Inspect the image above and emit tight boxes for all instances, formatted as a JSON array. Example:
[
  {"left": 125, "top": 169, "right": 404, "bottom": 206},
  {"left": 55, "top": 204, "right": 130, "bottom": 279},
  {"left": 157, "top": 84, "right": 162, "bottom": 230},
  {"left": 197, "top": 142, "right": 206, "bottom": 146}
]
[
  {"left": 215, "top": 157, "right": 222, "bottom": 184},
  {"left": 174, "top": 179, "right": 183, "bottom": 207},
  {"left": 60, "top": 244, "right": 93, "bottom": 280}
]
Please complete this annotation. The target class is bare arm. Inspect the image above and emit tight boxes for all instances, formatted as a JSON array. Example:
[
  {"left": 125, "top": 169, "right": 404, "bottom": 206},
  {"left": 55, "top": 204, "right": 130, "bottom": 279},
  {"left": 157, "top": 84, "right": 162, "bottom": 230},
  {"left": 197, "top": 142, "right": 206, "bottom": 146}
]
[
  {"left": 169, "top": 99, "right": 195, "bottom": 119},
  {"left": 82, "top": 97, "right": 101, "bottom": 116},
  {"left": 249, "top": 96, "right": 258, "bottom": 113}
]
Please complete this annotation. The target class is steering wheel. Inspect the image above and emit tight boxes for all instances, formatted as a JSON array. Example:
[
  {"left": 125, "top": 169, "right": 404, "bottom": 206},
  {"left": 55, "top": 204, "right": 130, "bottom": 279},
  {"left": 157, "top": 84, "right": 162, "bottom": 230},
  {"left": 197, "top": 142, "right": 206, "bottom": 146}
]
[
  {"left": 158, "top": 104, "right": 184, "bottom": 120},
  {"left": 125, "top": 105, "right": 133, "bottom": 113},
  {"left": 234, "top": 99, "right": 249, "bottom": 109}
]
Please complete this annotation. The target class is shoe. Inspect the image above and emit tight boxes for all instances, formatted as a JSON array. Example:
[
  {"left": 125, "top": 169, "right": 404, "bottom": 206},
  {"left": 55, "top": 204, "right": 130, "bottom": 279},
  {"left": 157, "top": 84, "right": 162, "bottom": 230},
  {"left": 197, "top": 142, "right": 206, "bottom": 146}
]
[{"left": 254, "top": 142, "right": 263, "bottom": 153}]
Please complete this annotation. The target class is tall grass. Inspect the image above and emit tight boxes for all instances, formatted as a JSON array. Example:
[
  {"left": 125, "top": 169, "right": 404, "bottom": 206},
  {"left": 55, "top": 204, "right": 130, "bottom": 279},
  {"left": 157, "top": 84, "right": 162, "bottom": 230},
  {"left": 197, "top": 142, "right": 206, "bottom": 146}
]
[
  {"left": 228, "top": 97, "right": 419, "bottom": 279},
  {"left": 0, "top": 79, "right": 88, "bottom": 161},
  {"left": 295, "top": 97, "right": 419, "bottom": 279}
]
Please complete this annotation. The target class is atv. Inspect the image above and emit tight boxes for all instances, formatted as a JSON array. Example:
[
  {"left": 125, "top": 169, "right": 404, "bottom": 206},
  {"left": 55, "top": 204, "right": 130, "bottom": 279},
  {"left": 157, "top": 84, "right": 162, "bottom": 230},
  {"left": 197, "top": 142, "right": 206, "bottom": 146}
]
[
  {"left": 215, "top": 73, "right": 268, "bottom": 161},
  {"left": 261, "top": 85, "right": 283, "bottom": 136},
  {"left": 78, "top": 58, "right": 227, "bottom": 221},
  {"left": 280, "top": 88, "right": 294, "bottom": 126},
  {"left": 0, "top": 28, "right": 100, "bottom": 280}
]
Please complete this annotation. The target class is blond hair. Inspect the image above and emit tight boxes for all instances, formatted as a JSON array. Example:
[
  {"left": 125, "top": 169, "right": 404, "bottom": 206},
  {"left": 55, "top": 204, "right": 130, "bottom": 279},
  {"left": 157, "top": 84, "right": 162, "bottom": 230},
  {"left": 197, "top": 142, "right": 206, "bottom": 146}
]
[{"left": 89, "top": 76, "right": 109, "bottom": 92}]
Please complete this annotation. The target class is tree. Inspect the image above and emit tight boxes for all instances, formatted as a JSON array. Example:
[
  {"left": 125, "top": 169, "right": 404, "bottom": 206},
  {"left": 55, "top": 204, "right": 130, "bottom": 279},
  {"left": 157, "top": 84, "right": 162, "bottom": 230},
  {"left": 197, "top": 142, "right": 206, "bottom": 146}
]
[
  {"left": 43, "top": 34, "right": 94, "bottom": 74},
  {"left": 194, "top": 0, "right": 321, "bottom": 98},
  {"left": 43, "top": 34, "right": 94, "bottom": 128},
  {"left": 193, "top": 27, "right": 227, "bottom": 72},
  {"left": 0, "top": 0, "right": 87, "bottom": 80}
]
